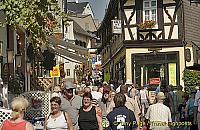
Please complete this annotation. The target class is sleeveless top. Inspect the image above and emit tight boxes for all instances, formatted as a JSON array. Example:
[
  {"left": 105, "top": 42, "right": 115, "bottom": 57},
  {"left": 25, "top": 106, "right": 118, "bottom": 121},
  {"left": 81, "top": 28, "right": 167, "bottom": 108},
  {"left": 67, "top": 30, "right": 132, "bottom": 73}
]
[
  {"left": 140, "top": 89, "right": 147, "bottom": 100},
  {"left": 47, "top": 112, "right": 68, "bottom": 130},
  {"left": 78, "top": 106, "right": 98, "bottom": 130},
  {"left": 1, "top": 119, "right": 27, "bottom": 130}
]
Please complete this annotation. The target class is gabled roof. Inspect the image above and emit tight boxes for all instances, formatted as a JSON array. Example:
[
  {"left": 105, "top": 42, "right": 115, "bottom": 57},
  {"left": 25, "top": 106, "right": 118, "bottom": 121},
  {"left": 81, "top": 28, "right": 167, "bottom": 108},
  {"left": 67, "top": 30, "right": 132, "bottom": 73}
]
[
  {"left": 73, "top": 20, "right": 92, "bottom": 37},
  {"left": 67, "top": 2, "right": 88, "bottom": 14}
]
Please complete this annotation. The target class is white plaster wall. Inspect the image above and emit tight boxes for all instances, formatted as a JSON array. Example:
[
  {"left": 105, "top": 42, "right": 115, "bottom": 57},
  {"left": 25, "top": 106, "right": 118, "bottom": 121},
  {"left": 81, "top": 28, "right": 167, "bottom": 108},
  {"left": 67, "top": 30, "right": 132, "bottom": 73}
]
[
  {"left": 64, "top": 21, "right": 74, "bottom": 40},
  {"left": 164, "top": 6, "right": 177, "bottom": 23},
  {"left": 124, "top": 28, "right": 137, "bottom": 40},
  {"left": 126, "top": 47, "right": 185, "bottom": 87},
  {"left": 83, "top": 4, "right": 94, "bottom": 18},
  {"left": 164, "top": 25, "right": 179, "bottom": 39},
  {"left": 124, "top": 8, "right": 137, "bottom": 40},
  {"left": 64, "top": 61, "right": 76, "bottom": 79}
]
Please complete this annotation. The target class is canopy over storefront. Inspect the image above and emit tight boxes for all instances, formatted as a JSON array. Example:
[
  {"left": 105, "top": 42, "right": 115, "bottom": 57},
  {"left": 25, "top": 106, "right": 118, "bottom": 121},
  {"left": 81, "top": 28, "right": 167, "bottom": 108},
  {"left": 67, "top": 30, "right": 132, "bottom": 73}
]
[{"left": 47, "top": 36, "right": 88, "bottom": 64}]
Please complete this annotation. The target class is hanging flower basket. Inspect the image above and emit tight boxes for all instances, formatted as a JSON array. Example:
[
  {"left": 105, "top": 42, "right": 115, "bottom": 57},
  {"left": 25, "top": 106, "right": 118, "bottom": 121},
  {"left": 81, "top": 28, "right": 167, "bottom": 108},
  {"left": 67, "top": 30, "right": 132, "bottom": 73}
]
[{"left": 137, "top": 20, "right": 156, "bottom": 29}]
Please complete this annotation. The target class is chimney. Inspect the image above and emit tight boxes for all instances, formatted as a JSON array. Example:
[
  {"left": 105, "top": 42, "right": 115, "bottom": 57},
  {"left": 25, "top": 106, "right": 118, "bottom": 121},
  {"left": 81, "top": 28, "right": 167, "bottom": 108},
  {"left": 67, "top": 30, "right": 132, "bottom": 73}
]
[{"left": 75, "top": 0, "right": 78, "bottom": 3}]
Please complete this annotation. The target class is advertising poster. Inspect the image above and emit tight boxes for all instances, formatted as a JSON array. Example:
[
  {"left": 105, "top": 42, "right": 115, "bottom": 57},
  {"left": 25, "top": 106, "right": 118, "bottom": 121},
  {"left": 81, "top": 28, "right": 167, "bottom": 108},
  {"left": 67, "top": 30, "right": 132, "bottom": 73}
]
[{"left": 168, "top": 63, "right": 176, "bottom": 86}]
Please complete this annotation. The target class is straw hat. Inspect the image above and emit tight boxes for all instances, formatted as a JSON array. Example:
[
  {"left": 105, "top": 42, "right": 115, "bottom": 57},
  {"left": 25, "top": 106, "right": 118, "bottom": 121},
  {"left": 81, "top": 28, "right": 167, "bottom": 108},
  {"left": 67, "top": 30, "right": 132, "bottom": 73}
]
[
  {"left": 103, "top": 81, "right": 108, "bottom": 85},
  {"left": 156, "top": 92, "right": 166, "bottom": 100},
  {"left": 125, "top": 79, "right": 133, "bottom": 85},
  {"left": 54, "top": 86, "right": 61, "bottom": 92},
  {"left": 64, "top": 81, "right": 75, "bottom": 90}
]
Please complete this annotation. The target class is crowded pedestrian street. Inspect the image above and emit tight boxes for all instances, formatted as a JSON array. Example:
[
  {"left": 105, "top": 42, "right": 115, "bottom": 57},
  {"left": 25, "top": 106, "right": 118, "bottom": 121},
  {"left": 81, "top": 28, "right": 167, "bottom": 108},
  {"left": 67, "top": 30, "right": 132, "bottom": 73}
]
[{"left": 1, "top": 0, "right": 200, "bottom": 130}]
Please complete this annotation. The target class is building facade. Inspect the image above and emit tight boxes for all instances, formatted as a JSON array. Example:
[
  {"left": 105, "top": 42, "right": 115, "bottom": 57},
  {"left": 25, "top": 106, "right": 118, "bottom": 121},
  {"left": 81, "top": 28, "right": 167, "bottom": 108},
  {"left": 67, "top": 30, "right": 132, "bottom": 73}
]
[{"left": 97, "top": 0, "right": 200, "bottom": 89}]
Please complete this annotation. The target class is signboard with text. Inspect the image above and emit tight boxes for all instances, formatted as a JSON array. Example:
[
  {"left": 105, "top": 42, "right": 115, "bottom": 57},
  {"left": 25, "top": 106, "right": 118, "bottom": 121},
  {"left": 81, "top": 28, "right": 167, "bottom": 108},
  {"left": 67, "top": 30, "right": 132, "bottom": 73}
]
[
  {"left": 50, "top": 65, "right": 60, "bottom": 77},
  {"left": 168, "top": 63, "right": 176, "bottom": 86},
  {"left": 149, "top": 78, "right": 160, "bottom": 85},
  {"left": 111, "top": 20, "right": 122, "bottom": 34}
]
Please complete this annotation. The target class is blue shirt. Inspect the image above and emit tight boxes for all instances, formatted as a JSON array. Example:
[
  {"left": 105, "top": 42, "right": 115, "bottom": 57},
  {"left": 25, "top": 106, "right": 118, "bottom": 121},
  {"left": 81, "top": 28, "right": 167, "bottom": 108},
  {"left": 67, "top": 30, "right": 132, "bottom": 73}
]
[{"left": 105, "top": 106, "right": 137, "bottom": 130}]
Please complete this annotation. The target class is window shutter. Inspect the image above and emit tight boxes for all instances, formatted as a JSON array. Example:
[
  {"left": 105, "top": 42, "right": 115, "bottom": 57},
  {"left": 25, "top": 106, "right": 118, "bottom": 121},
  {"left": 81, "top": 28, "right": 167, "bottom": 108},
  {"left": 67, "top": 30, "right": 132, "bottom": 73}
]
[
  {"left": 157, "top": 0, "right": 164, "bottom": 29},
  {"left": 136, "top": 0, "right": 143, "bottom": 24}
]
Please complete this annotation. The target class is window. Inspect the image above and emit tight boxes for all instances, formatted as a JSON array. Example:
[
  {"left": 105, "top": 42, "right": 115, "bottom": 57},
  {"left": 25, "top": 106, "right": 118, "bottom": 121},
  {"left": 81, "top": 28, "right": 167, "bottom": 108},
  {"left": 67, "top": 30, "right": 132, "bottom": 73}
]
[
  {"left": 143, "top": 0, "right": 157, "bottom": 21},
  {"left": 66, "top": 69, "right": 70, "bottom": 76},
  {"left": 65, "top": 27, "right": 68, "bottom": 33}
]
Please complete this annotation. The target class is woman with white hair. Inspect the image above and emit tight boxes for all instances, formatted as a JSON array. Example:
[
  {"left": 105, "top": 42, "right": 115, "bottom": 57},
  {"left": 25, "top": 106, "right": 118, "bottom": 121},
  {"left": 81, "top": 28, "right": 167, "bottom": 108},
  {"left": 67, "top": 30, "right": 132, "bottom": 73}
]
[{"left": 0, "top": 96, "right": 34, "bottom": 130}]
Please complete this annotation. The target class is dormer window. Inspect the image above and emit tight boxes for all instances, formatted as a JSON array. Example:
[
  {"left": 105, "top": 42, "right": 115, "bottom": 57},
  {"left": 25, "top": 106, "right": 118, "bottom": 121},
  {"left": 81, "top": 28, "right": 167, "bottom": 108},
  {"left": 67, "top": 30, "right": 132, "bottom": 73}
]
[{"left": 143, "top": 0, "right": 157, "bottom": 21}]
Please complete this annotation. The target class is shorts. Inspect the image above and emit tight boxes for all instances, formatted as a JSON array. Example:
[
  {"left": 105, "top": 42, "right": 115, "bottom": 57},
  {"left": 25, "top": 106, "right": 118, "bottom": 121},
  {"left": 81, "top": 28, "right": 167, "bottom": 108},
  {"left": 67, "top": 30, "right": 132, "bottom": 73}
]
[{"left": 141, "top": 99, "right": 149, "bottom": 109}]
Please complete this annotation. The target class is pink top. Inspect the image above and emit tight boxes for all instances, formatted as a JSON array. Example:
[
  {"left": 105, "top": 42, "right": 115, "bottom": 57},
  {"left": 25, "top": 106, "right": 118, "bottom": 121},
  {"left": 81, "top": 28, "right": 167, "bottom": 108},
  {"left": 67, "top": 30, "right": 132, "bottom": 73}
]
[{"left": 1, "top": 119, "right": 27, "bottom": 130}]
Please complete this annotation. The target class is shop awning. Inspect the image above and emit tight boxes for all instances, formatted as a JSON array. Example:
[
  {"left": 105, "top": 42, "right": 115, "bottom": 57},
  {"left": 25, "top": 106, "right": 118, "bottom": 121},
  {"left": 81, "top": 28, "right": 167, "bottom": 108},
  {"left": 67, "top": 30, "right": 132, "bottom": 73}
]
[
  {"left": 55, "top": 47, "right": 87, "bottom": 64},
  {"left": 47, "top": 36, "right": 88, "bottom": 63},
  {"left": 47, "top": 36, "right": 88, "bottom": 56}
]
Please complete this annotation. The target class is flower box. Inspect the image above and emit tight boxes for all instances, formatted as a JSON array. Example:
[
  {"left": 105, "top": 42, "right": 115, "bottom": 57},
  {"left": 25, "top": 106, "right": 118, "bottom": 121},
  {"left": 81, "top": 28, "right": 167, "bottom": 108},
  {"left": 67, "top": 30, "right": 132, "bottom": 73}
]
[{"left": 137, "top": 20, "right": 156, "bottom": 29}]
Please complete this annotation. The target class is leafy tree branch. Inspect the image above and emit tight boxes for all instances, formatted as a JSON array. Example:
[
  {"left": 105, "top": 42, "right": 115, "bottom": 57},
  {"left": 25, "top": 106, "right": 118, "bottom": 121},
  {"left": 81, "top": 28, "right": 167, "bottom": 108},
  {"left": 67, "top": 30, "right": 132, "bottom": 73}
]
[{"left": 0, "top": 0, "right": 68, "bottom": 45}]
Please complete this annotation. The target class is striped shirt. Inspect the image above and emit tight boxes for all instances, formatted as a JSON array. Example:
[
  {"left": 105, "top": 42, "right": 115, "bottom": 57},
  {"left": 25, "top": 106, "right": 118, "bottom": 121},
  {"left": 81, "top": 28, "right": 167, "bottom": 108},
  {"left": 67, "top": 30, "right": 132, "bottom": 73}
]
[
  {"left": 145, "top": 103, "right": 172, "bottom": 129},
  {"left": 92, "top": 98, "right": 98, "bottom": 106}
]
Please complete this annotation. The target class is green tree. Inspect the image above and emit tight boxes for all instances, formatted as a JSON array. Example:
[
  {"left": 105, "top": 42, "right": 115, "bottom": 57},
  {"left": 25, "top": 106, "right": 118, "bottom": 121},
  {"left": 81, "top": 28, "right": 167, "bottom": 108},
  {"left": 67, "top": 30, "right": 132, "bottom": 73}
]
[
  {"left": 182, "top": 69, "right": 200, "bottom": 93},
  {"left": 0, "top": 0, "right": 68, "bottom": 44}
]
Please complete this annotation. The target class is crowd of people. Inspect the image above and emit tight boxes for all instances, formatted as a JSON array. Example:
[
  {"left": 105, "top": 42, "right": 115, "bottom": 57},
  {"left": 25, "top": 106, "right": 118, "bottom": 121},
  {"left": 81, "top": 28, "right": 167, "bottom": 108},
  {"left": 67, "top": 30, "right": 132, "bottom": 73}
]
[{"left": 0, "top": 79, "right": 200, "bottom": 130}]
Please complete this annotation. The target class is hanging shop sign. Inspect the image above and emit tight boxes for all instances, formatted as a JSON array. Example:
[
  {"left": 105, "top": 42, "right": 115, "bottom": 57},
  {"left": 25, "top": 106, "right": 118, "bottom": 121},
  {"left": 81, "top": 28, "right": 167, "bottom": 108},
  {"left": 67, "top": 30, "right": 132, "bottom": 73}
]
[
  {"left": 50, "top": 65, "right": 60, "bottom": 77},
  {"left": 111, "top": 20, "right": 122, "bottom": 34}
]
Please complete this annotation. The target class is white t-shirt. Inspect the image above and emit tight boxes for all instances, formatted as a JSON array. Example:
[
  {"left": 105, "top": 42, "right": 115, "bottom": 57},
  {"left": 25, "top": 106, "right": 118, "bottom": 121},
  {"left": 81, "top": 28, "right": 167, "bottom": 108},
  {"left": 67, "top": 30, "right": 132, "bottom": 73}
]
[
  {"left": 116, "top": 85, "right": 121, "bottom": 93},
  {"left": 140, "top": 89, "right": 148, "bottom": 100},
  {"left": 47, "top": 112, "right": 68, "bottom": 130},
  {"left": 91, "top": 91, "right": 102, "bottom": 100}
]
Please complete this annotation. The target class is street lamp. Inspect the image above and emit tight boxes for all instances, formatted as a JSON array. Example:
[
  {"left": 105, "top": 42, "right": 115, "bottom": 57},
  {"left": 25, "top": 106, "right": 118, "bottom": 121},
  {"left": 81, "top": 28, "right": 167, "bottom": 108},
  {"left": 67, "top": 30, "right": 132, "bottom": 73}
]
[
  {"left": 15, "top": 54, "right": 22, "bottom": 68},
  {"left": 26, "top": 61, "right": 31, "bottom": 73},
  {"left": 7, "top": 49, "right": 14, "bottom": 63},
  {"left": 26, "top": 61, "right": 31, "bottom": 91}
]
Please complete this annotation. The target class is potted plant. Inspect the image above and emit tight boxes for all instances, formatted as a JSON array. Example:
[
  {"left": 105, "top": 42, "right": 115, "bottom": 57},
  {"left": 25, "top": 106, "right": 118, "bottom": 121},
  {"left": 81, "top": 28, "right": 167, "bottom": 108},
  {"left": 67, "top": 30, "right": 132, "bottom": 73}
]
[{"left": 137, "top": 20, "right": 156, "bottom": 29}]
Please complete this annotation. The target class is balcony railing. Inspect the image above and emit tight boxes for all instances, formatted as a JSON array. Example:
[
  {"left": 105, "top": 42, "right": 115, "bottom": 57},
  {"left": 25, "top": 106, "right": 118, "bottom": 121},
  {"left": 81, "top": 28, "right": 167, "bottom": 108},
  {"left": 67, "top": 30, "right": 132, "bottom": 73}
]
[{"left": 137, "top": 28, "right": 163, "bottom": 40}]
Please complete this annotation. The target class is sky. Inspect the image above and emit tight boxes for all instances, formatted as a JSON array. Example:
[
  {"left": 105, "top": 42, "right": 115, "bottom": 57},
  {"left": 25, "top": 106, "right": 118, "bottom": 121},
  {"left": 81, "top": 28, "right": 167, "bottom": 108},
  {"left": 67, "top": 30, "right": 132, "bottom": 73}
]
[{"left": 67, "top": 0, "right": 110, "bottom": 21}]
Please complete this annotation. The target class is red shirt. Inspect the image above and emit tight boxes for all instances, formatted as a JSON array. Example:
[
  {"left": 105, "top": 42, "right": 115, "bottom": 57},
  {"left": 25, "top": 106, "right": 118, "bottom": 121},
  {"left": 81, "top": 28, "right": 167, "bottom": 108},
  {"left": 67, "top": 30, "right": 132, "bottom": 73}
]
[{"left": 1, "top": 119, "right": 27, "bottom": 130}]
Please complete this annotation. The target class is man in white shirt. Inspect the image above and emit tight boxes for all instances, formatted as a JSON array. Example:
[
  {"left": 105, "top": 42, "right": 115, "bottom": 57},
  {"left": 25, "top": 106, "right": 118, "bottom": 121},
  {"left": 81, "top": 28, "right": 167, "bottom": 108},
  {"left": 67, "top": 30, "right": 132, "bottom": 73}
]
[{"left": 145, "top": 92, "right": 172, "bottom": 130}]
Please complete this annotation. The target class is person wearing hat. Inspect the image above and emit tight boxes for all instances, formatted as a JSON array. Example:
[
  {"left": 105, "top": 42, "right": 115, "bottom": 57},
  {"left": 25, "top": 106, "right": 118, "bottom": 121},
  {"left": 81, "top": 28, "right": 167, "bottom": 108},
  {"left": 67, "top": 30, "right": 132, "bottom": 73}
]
[
  {"left": 125, "top": 79, "right": 133, "bottom": 92},
  {"left": 103, "top": 81, "right": 108, "bottom": 86},
  {"left": 52, "top": 85, "right": 62, "bottom": 97},
  {"left": 60, "top": 81, "right": 82, "bottom": 130},
  {"left": 145, "top": 92, "right": 172, "bottom": 130}
]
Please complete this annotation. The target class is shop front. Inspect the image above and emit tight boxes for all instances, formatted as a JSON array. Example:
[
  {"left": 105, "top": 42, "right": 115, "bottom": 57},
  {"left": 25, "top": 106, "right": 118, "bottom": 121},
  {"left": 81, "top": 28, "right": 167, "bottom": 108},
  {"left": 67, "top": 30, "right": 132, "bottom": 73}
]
[{"left": 132, "top": 52, "right": 180, "bottom": 90}]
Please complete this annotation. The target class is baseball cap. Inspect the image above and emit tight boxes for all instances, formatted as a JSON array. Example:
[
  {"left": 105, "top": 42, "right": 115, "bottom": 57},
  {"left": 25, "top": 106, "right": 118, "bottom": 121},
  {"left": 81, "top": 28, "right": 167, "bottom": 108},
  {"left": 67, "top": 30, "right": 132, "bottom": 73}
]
[{"left": 64, "top": 81, "right": 75, "bottom": 90}]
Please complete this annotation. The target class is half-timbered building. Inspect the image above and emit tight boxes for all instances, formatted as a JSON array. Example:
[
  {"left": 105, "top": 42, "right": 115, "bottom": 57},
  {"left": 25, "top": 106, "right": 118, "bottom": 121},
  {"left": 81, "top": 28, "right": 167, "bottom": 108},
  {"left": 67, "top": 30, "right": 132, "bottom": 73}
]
[{"left": 97, "top": 0, "right": 200, "bottom": 89}]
